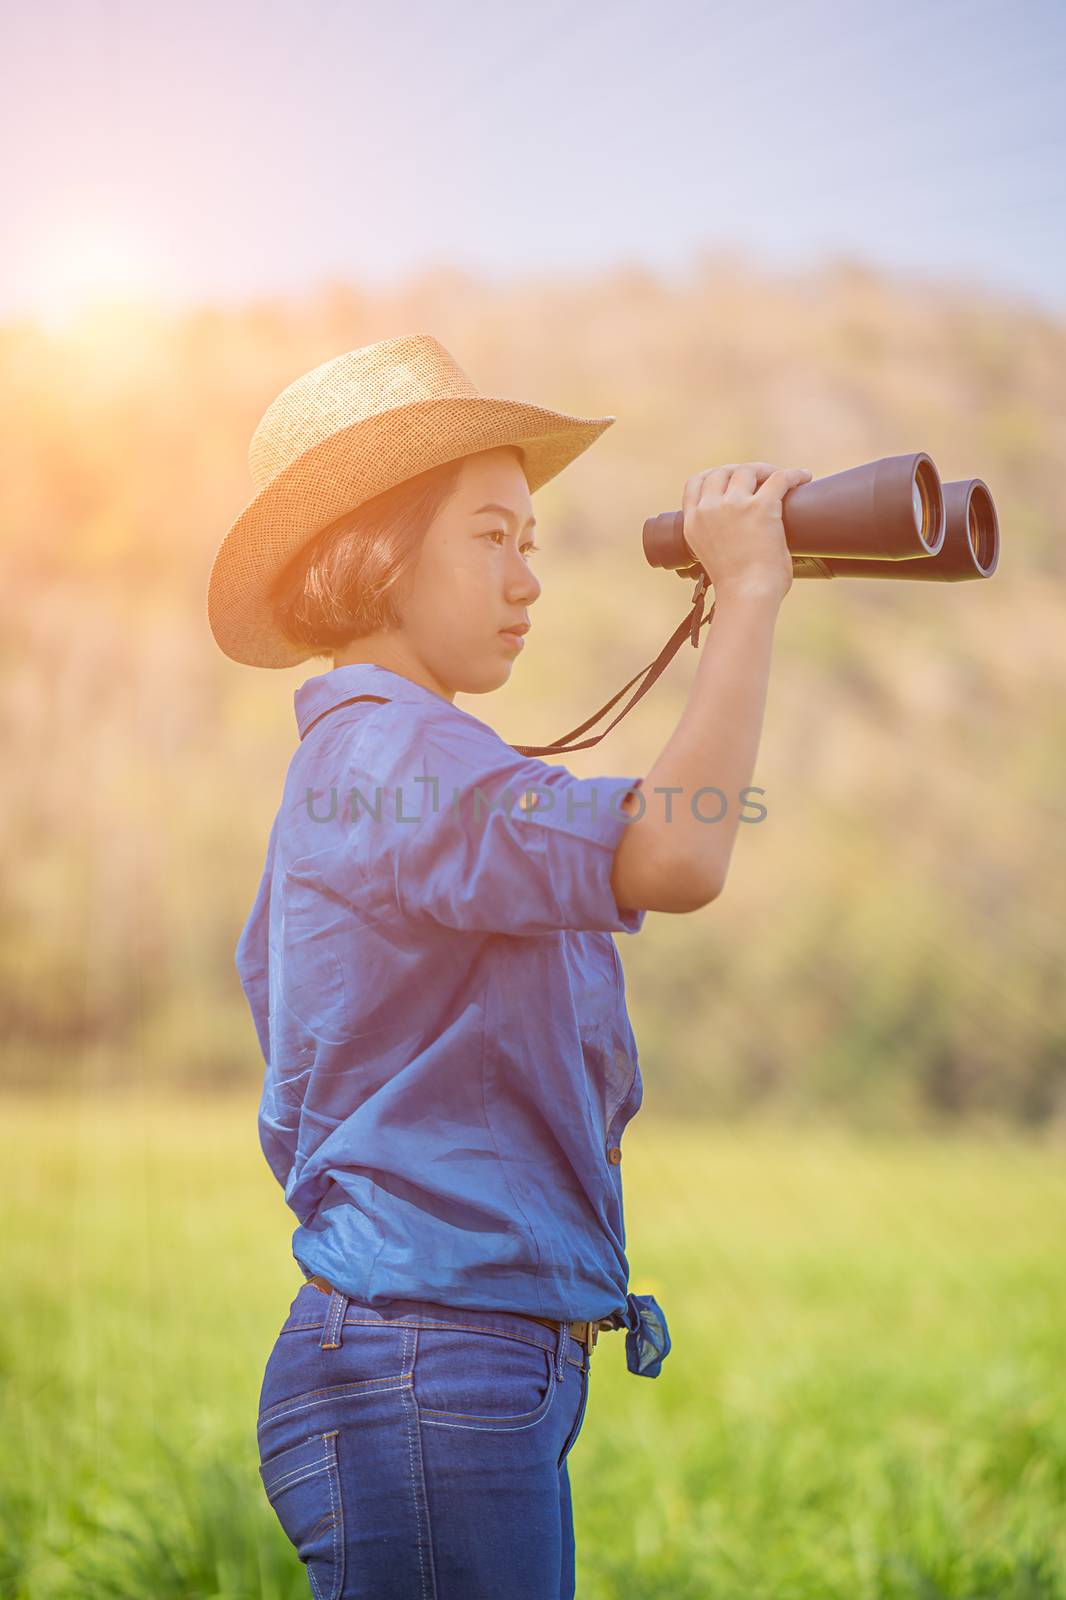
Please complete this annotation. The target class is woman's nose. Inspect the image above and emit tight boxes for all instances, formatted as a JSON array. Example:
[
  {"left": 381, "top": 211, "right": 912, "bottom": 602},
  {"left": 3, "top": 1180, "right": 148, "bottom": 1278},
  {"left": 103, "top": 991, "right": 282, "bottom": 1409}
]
[{"left": 506, "top": 549, "right": 541, "bottom": 602}]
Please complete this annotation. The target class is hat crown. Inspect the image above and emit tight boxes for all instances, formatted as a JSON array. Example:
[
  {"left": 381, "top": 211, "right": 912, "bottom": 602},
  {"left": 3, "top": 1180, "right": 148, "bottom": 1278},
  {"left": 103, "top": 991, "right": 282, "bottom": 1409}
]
[{"left": 248, "top": 333, "right": 481, "bottom": 492}]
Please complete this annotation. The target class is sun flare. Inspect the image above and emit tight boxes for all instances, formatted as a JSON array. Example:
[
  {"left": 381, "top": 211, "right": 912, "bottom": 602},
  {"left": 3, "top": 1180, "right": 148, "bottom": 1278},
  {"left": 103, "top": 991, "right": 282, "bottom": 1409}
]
[{"left": 30, "top": 222, "right": 165, "bottom": 333}]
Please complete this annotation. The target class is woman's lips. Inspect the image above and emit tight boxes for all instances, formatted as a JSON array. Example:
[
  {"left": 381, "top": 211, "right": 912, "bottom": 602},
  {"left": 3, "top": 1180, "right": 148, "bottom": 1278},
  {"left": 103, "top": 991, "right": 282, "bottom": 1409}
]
[{"left": 499, "top": 629, "right": 526, "bottom": 650}]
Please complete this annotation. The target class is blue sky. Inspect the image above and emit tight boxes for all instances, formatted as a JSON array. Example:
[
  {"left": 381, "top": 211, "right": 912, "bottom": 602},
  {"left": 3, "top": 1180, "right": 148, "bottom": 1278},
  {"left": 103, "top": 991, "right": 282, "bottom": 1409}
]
[{"left": 5, "top": 0, "right": 1065, "bottom": 324}]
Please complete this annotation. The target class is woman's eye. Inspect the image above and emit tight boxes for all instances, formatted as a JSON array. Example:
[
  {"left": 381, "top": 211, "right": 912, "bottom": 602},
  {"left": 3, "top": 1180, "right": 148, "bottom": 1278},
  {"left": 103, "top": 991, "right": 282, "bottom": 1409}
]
[{"left": 483, "top": 530, "right": 540, "bottom": 556}]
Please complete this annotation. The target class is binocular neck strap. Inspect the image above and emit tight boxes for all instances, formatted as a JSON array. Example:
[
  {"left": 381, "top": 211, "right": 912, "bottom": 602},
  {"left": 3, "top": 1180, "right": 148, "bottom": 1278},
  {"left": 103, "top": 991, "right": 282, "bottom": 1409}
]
[
  {"left": 297, "top": 577, "right": 717, "bottom": 761},
  {"left": 511, "top": 573, "right": 714, "bottom": 758}
]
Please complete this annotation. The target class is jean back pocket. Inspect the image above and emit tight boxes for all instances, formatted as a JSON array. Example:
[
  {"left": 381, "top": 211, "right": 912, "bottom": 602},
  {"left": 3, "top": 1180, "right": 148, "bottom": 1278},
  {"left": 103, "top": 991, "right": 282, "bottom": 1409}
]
[{"left": 259, "top": 1428, "right": 344, "bottom": 1600}]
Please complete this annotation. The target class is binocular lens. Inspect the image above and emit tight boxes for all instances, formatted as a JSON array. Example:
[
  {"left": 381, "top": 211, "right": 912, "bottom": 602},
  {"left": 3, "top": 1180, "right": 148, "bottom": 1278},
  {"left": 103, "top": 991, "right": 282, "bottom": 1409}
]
[
  {"left": 912, "top": 458, "right": 943, "bottom": 551},
  {"left": 966, "top": 484, "right": 997, "bottom": 574}
]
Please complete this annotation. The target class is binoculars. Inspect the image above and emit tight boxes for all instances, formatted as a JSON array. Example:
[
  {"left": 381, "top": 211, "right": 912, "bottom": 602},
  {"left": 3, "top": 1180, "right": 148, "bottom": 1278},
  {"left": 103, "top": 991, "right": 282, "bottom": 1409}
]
[{"left": 642, "top": 452, "right": 1000, "bottom": 583}]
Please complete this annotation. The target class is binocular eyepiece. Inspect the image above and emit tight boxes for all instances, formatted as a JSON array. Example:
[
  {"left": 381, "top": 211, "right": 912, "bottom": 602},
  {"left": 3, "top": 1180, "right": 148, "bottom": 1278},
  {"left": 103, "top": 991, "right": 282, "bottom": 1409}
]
[{"left": 642, "top": 453, "right": 1000, "bottom": 583}]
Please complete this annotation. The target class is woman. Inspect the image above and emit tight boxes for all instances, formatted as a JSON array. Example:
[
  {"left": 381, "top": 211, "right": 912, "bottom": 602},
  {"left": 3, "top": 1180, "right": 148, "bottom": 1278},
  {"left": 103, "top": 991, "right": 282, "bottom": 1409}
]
[{"left": 207, "top": 333, "right": 810, "bottom": 1600}]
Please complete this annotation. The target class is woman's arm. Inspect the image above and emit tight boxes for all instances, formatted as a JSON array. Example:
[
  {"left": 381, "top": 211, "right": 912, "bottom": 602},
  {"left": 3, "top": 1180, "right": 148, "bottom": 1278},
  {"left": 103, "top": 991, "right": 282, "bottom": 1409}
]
[
  {"left": 610, "top": 460, "right": 811, "bottom": 915},
  {"left": 611, "top": 584, "right": 784, "bottom": 913}
]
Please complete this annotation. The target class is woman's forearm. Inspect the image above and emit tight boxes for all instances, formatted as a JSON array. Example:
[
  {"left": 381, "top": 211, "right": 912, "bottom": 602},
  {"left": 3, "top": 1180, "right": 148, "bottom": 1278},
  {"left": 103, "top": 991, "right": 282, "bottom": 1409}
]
[{"left": 612, "top": 585, "right": 785, "bottom": 913}]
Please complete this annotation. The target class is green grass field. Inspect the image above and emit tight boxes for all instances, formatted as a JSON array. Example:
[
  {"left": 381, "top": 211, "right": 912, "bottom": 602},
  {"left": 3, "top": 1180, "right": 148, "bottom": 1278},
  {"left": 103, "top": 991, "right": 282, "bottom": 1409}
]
[{"left": 2, "top": 1092, "right": 1064, "bottom": 1599}]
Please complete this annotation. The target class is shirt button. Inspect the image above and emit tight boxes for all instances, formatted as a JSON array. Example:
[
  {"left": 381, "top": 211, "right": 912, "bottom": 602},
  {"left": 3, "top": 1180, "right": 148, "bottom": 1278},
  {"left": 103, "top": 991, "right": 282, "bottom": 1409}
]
[{"left": 607, "top": 1145, "right": 622, "bottom": 1165}]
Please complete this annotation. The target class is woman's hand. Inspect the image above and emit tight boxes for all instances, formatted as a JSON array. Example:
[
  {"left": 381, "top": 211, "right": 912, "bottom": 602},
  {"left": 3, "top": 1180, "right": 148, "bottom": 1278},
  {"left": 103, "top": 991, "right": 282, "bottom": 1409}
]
[{"left": 681, "top": 461, "right": 812, "bottom": 605}]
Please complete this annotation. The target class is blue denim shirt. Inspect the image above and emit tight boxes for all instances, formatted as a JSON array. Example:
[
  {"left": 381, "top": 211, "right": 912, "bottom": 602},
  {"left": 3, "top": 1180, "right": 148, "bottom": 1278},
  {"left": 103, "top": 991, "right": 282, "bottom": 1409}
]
[{"left": 236, "top": 662, "right": 670, "bottom": 1376}]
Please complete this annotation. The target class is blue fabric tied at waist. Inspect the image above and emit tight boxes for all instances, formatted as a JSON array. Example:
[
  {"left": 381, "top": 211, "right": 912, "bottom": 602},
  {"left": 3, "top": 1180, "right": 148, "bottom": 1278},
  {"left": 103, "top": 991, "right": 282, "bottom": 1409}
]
[{"left": 599, "top": 1292, "right": 671, "bottom": 1378}]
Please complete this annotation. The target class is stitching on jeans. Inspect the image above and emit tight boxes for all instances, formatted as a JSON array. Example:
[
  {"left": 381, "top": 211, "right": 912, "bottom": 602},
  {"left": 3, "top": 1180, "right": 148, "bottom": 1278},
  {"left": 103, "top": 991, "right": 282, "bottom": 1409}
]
[
  {"left": 281, "top": 1314, "right": 588, "bottom": 1370},
  {"left": 278, "top": 1312, "right": 585, "bottom": 1376},
  {"left": 415, "top": 1345, "right": 557, "bottom": 1424},
  {"left": 402, "top": 1329, "right": 436, "bottom": 1600},
  {"left": 259, "top": 1374, "right": 411, "bottom": 1419},
  {"left": 259, "top": 1376, "right": 408, "bottom": 1414},
  {"left": 262, "top": 1459, "right": 330, "bottom": 1495},
  {"left": 260, "top": 1382, "right": 409, "bottom": 1433},
  {"left": 418, "top": 1408, "right": 555, "bottom": 1434},
  {"left": 262, "top": 1384, "right": 410, "bottom": 1427},
  {"left": 558, "top": 1367, "right": 590, "bottom": 1467},
  {"left": 413, "top": 1345, "right": 559, "bottom": 1434},
  {"left": 323, "top": 1433, "right": 342, "bottom": 1600},
  {"left": 260, "top": 1373, "right": 411, "bottom": 1412},
  {"left": 321, "top": 1288, "right": 345, "bottom": 1349},
  {"left": 403, "top": 1332, "right": 424, "bottom": 1600}
]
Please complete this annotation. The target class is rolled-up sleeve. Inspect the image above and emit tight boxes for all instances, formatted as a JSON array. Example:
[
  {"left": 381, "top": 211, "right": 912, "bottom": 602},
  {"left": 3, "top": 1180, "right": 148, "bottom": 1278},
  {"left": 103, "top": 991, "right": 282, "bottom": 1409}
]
[{"left": 385, "top": 719, "right": 647, "bottom": 936}]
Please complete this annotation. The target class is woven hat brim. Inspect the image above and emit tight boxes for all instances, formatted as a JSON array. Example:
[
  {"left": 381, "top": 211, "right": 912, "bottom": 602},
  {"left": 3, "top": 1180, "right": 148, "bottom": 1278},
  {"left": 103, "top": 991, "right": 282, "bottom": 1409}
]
[{"left": 207, "top": 394, "right": 615, "bottom": 669}]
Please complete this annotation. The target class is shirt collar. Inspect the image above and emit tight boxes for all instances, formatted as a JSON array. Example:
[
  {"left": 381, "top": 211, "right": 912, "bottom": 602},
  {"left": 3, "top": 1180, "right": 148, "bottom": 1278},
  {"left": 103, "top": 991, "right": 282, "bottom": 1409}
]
[{"left": 293, "top": 663, "right": 455, "bottom": 742}]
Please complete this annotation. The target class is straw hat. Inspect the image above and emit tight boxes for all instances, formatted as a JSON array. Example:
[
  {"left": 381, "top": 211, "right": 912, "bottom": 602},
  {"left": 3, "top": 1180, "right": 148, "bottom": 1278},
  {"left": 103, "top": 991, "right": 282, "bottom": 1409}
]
[{"left": 207, "top": 332, "right": 616, "bottom": 667}]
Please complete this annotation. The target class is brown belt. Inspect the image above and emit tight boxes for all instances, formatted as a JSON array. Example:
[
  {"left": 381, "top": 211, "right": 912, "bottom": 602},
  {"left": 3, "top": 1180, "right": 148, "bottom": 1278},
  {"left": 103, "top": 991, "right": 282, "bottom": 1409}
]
[{"left": 304, "top": 1274, "right": 604, "bottom": 1354}]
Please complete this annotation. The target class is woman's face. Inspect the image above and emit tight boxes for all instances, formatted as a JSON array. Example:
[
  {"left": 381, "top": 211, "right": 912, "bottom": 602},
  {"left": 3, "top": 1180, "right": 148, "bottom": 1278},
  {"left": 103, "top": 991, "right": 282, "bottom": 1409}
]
[{"left": 339, "top": 446, "right": 542, "bottom": 703}]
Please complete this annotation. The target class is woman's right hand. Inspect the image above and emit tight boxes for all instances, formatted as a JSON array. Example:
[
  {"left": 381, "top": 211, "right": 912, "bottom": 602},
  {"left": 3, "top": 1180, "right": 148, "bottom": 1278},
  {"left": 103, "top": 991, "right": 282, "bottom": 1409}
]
[{"left": 681, "top": 461, "right": 812, "bottom": 604}]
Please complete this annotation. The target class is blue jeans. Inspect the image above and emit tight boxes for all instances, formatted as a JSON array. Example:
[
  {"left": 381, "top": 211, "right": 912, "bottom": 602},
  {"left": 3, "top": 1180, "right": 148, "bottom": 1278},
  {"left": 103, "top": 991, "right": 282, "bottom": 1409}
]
[{"left": 256, "top": 1280, "right": 593, "bottom": 1599}]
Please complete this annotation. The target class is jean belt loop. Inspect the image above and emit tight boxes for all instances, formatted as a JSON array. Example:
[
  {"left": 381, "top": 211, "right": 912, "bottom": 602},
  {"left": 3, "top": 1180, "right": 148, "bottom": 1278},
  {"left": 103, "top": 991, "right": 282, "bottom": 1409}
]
[
  {"left": 554, "top": 1320, "right": 568, "bottom": 1383},
  {"left": 320, "top": 1286, "right": 349, "bottom": 1350}
]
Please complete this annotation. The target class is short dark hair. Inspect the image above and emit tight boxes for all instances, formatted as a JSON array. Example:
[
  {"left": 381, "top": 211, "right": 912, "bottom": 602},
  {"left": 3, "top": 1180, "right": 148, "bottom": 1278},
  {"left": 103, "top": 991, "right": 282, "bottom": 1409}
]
[{"left": 269, "top": 447, "right": 525, "bottom": 657}]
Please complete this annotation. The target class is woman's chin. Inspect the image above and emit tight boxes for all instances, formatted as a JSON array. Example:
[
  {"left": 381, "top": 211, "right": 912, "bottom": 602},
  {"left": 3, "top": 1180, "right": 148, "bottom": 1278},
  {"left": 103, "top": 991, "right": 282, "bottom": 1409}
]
[{"left": 452, "top": 657, "right": 516, "bottom": 696}]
